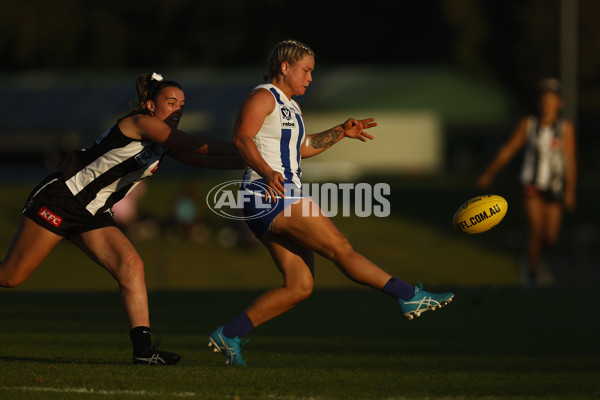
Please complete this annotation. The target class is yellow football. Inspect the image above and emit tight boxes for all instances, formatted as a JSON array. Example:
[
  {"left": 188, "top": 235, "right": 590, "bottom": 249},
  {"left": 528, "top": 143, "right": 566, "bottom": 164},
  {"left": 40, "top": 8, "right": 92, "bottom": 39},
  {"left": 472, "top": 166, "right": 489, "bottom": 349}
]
[{"left": 452, "top": 194, "right": 508, "bottom": 234}]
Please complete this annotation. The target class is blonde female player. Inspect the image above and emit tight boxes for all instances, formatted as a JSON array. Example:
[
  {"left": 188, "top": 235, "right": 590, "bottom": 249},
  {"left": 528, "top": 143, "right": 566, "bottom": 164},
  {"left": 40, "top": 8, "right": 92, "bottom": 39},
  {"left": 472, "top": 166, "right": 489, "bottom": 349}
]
[
  {"left": 0, "top": 73, "right": 242, "bottom": 365},
  {"left": 208, "top": 40, "right": 454, "bottom": 366},
  {"left": 477, "top": 78, "right": 577, "bottom": 286}
]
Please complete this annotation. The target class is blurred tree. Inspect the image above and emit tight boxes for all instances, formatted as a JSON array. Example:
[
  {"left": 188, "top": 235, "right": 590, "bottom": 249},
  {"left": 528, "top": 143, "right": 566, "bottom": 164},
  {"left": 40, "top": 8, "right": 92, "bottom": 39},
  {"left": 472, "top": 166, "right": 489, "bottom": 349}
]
[
  {"left": 1, "top": 0, "right": 599, "bottom": 120},
  {"left": 578, "top": 1, "right": 600, "bottom": 111},
  {"left": 442, "top": 0, "right": 493, "bottom": 79},
  {"left": 0, "top": 0, "right": 454, "bottom": 69}
]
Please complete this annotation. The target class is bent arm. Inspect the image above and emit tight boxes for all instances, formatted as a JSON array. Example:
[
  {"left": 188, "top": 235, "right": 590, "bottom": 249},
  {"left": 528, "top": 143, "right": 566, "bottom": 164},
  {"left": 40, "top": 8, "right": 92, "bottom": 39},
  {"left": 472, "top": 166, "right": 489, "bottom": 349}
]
[
  {"left": 301, "top": 125, "right": 345, "bottom": 158},
  {"left": 232, "top": 89, "right": 286, "bottom": 197},
  {"left": 477, "top": 117, "right": 529, "bottom": 188}
]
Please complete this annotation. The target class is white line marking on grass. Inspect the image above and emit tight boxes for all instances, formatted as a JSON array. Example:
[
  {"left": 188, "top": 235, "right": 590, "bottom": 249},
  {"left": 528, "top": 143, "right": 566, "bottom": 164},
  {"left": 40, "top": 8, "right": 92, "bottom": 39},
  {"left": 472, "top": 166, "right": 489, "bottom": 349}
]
[{"left": 1, "top": 386, "right": 196, "bottom": 397}]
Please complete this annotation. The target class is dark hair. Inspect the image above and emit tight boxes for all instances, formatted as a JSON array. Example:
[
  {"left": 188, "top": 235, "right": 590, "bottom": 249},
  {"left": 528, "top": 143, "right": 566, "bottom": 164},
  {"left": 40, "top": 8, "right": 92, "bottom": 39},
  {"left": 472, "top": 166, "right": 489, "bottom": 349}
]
[
  {"left": 132, "top": 73, "right": 183, "bottom": 113},
  {"left": 262, "top": 39, "right": 315, "bottom": 83},
  {"left": 538, "top": 77, "right": 561, "bottom": 95}
]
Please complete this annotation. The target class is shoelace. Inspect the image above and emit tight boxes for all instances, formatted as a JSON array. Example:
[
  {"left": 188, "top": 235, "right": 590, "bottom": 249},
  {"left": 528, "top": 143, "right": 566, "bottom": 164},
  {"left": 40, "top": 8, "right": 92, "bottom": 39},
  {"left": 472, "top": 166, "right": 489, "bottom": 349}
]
[
  {"left": 230, "top": 338, "right": 250, "bottom": 351},
  {"left": 226, "top": 338, "right": 249, "bottom": 358}
]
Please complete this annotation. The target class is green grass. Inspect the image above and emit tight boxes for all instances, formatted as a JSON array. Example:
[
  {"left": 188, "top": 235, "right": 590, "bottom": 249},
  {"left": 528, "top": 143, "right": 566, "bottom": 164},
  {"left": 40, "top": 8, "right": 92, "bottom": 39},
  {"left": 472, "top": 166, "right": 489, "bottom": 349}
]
[
  {"left": 0, "top": 288, "right": 598, "bottom": 399},
  {"left": 1, "top": 175, "right": 598, "bottom": 398}
]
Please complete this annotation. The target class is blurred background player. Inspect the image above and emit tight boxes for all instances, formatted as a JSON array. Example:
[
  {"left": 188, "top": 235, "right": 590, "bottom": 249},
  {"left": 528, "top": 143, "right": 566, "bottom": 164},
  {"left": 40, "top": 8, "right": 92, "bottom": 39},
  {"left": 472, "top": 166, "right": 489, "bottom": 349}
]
[
  {"left": 208, "top": 39, "right": 454, "bottom": 366},
  {"left": 113, "top": 180, "right": 161, "bottom": 241},
  {"left": 477, "top": 78, "right": 577, "bottom": 286},
  {"left": 0, "top": 72, "right": 242, "bottom": 364}
]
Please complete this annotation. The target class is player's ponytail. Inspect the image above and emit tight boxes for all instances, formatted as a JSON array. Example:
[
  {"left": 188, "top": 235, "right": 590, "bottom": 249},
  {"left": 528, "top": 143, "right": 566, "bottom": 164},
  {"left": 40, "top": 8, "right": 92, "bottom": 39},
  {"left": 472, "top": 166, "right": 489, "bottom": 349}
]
[
  {"left": 262, "top": 39, "right": 315, "bottom": 83},
  {"left": 132, "top": 72, "right": 183, "bottom": 113}
]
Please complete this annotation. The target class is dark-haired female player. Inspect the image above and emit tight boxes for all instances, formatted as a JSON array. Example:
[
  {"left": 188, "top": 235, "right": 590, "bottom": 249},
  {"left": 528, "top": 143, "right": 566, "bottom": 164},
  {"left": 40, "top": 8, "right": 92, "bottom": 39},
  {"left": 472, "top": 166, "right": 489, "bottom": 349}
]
[
  {"left": 478, "top": 78, "right": 577, "bottom": 286},
  {"left": 0, "top": 73, "right": 242, "bottom": 364}
]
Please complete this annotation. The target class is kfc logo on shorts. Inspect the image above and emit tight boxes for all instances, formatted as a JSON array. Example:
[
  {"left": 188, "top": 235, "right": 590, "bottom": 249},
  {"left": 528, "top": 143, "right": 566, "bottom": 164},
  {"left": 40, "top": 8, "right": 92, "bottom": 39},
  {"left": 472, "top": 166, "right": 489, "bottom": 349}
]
[{"left": 38, "top": 207, "right": 62, "bottom": 227}]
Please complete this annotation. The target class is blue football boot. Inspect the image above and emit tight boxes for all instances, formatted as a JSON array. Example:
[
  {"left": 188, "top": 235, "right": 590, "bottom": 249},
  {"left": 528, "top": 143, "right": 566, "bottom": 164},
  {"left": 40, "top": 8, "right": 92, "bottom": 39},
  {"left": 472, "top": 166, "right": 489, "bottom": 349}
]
[
  {"left": 398, "top": 282, "right": 454, "bottom": 320},
  {"left": 208, "top": 326, "right": 248, "bottom": 366}
]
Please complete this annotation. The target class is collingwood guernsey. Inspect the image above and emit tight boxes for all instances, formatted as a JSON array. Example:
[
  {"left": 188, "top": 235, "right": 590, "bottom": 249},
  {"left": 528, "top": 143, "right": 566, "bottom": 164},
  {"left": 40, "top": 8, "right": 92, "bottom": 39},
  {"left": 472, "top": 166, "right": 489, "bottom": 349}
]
[
  {"left": 60, "top": 119, "right": 166, "bottom": 216},
  {"left": 519, "top": 115, "right": 566, "bottom": 198}
]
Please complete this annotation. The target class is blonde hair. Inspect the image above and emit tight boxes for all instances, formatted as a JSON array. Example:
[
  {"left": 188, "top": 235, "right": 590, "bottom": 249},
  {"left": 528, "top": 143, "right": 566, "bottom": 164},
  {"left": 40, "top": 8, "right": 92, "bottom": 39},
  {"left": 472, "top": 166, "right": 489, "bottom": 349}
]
[{"left": 262, "top": 39, "right": 315, "bottom": 83}]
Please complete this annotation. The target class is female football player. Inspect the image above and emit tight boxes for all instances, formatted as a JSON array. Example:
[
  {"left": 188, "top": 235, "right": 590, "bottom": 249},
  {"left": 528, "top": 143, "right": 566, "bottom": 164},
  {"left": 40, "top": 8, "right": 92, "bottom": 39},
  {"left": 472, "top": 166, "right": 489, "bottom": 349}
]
[
  {"left": 0, "top": 72, "right": 242, "bottom": 364},
  {"left": 477, "top": 78, "right": 577, "bottom": 285},
  {"left": 208, "top": 40, "right": 454, "bottom": 366}
]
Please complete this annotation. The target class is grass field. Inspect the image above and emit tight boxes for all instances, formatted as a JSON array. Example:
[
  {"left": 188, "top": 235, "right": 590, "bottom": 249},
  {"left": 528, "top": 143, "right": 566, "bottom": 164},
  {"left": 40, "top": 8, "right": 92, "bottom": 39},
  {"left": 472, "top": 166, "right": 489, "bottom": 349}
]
[
  {"left": 0, "top": 288, "right": 599, "bottom": 400},
  {"left": 1, "top": 174, "right": 599, "bottom": 399}
]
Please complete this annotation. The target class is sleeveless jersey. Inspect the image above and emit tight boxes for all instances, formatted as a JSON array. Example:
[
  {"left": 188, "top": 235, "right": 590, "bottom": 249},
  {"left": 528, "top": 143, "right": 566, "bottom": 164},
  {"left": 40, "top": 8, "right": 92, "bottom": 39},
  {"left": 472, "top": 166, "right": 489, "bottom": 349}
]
[
  {"left": 59, "top": 120, "right": 166, "bottom": 216},
  {"left": 242, "top": 84, "right": 306, "bottom": 187},
  {"left": 519, "top": 115, "right": 566, "bottom": 196}
]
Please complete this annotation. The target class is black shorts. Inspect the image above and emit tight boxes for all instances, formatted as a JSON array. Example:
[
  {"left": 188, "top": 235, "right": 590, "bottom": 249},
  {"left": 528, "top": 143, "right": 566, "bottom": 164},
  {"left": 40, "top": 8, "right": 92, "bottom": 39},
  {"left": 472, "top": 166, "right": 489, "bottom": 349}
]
[
  {"left": 522, "top": 184, "right": 563, "bottom": 203},
  {"left": 22, "top": 173, "right": 116, "bottom": 238}
]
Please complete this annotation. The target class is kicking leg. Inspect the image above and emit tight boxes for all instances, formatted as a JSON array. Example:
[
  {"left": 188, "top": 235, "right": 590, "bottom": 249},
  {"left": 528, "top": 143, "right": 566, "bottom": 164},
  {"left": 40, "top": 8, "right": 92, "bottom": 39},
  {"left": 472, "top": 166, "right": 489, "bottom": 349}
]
[
  {"left": 272, "top": 197, "right": 453, "bottom": 318},
  {"left": 273, "top": 198, "right": 397, "bottom": 289}
]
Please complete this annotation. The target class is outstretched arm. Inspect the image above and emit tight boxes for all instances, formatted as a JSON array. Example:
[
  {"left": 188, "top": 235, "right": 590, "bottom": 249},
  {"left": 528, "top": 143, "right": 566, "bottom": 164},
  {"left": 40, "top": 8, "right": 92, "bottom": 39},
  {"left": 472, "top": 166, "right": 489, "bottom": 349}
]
[
  {"left": 119, "top": 114, "right": 238, "bottom": 155},
  {"left": 163, "top": 132, "right": 239, "bottom": 156},
  {"left": 300, "top": 118, "right": 377, "bottom": 159},
  {"left": 168, "top": 151, "right": 244, "bottom": 170}
]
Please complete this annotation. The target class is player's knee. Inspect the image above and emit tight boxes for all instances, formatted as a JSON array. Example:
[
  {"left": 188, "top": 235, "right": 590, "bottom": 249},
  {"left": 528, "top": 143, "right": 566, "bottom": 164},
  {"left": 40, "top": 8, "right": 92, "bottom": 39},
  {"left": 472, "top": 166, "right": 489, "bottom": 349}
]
[
  {"left": 116, "top": 254, "right": 145, "bottom": 286},
  {"left": 295, "top": 279, "right": 314, "bottom": 301},
  {"left": 327, "top": 237, "right": 354, "bottom": 262},
  {"left": 0, "top": 270, "right": 26, "bottom": 288},
  {"left": 0, "top": 279, "right": 19, "bottom": 288},
  {"left": 286, "top": 275, "right": 314, "bottom": 303}
]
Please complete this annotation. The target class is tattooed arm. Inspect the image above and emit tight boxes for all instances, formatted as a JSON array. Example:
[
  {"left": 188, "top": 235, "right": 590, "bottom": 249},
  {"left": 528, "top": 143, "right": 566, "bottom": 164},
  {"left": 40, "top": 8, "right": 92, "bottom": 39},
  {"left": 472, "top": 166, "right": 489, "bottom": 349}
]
[
  {"left": 301, "top": 125, "right": 345, "bottom": 158},
  {"left": 301, "top": 118, "right": 377, "bottom": 158}
]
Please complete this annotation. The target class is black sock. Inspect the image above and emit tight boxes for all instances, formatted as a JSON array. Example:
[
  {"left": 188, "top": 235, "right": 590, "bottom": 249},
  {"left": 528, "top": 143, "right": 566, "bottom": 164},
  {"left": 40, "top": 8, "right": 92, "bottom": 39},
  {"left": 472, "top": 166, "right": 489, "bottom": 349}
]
[{"left": 130, "top": 326, "right": 152, "bottom": 354}]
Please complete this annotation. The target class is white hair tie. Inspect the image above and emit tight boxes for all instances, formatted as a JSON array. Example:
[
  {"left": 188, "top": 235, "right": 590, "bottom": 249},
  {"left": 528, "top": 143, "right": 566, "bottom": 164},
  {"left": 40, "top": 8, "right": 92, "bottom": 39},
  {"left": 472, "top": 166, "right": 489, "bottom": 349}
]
[{"left": 151, "top": 72, "right": 164, "bottom": 82}]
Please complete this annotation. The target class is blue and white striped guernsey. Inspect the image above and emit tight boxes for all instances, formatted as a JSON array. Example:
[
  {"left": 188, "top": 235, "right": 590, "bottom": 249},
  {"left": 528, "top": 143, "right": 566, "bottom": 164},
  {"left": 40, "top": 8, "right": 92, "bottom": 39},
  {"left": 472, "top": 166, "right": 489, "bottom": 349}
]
[{"left": 242, "top": 84, "right": 306, "bottom": 188}]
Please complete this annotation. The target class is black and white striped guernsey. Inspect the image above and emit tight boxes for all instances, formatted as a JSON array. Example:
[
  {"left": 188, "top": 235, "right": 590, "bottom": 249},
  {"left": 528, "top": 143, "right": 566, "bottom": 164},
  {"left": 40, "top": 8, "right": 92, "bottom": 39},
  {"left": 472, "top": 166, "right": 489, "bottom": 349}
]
[
  {"left": 519, "top": 115, "right": 566, "bottom": 197},
  {"left": 59, "top": 120, "right": 167, "bottom": 216}
]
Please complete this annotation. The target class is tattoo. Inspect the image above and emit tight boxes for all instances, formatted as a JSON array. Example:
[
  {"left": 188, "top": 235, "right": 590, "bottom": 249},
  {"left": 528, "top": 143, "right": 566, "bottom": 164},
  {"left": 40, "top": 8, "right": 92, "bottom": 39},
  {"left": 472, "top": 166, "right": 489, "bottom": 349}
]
[{"left": 310, "top": 127, "right": 343, "bottom": 149}]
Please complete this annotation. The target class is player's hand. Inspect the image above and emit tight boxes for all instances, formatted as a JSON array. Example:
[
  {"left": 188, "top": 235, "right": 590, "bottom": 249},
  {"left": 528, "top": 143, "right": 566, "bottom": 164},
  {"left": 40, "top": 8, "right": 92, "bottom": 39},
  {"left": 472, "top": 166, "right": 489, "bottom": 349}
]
[
  {"left": 263, "top": 170, "right": 286, "bottom": 200},
  {"left": 342, "top": 118, "right": 376, "bottom": 142}
]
